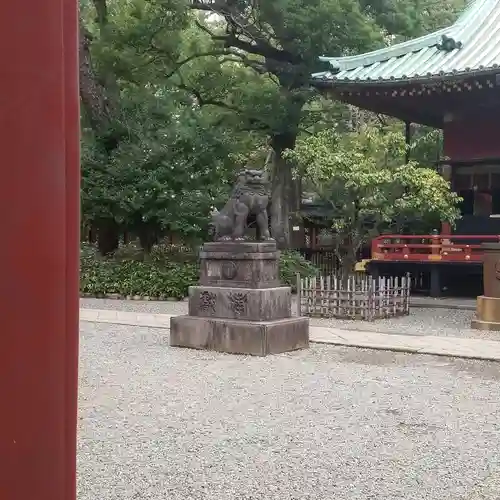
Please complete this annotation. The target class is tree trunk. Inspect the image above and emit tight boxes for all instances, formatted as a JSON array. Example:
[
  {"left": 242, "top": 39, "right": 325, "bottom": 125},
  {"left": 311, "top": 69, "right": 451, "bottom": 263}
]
[
  {"left": 340, "top": 255, "right": 357, "bottom": 278},
  {"left": 88, "top": 223, "right": 97, "bottom": 244},
  {"left": 78, "top": 19, "right": 112, "bottom": 134},
  {"left": 270, "top": 133, "right": 297, "bottom": 250},
  {"left": 338, "top": 237, "right": 361, "bottom": 281},
  {"left": 97, "top": 220, "right": 119, "bottom": 256},
  {"left": 79, "top": 10, "right": 125, "bottom": 258},
  {"left": 138, "top": 228, "right": 157, "bottom": 260},
  {"left": 79, "top": 12, "right": 122, "bottom": 152}
]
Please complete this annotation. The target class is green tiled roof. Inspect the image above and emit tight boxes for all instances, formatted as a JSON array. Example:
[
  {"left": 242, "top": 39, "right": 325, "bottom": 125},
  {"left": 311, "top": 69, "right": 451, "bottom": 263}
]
[{"left": 313, "top": 0, "right": 500, "bottom": 84}]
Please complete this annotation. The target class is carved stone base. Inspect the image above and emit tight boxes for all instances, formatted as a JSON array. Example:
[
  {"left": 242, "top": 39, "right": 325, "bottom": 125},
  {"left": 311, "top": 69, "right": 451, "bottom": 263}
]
[
  {"left": 199, "top": 241, "right": 279, "bottom": 289},
  {"left": 188, "top": 285, "right": 291, "bottom": 321},
  {"left": 171, "top": 239, "right": 309, "bottom": 356},
  {"left": 471, "top": 295, "right": 500, "bottom": 331},
  {"left": 170, "top": 316, "right": 309, "bottom": 356}
]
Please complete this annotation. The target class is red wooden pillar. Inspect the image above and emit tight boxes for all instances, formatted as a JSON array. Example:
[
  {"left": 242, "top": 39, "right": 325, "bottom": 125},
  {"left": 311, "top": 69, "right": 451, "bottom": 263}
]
[
  {"left": 0, "top": 0, "right": 80, "bottom": 499},
  {"left": 64, "top": 0, "right": 81, "bottom": 498}
]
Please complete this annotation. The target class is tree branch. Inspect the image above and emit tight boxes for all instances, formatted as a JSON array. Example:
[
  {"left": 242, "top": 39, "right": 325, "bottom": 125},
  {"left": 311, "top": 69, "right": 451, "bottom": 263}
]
[
  {"left": 177, "top": 83, "right": 238, "bottom": 110},
  {"left": 219, "top": 54, "right": 268, "bottom": 74},
  {"left": 190, "top": 3, "right": 300, "bottom": 65},
  {"left": 92, "top": 0, "right": 108, "bottom": 28},
  {"left": 194, "top": 18, "right": 228, "bottom": 42},
  {"left": 164, "top": 50, "right": 233, "bottom": 79},
  {"left": 176, "top": 79, "right": 271, "bottom": 132},
  {"left": 225, "top": 36, "right": 294, "bottom": 64}
]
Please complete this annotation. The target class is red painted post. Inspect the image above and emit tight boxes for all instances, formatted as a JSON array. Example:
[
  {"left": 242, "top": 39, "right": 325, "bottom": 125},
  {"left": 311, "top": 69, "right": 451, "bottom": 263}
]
[
  {"left": 63, "top": 0, "right": 81, "bottom": 498},
  {"left": 0, "top": 0, "right": 80, "bottom": 499}
]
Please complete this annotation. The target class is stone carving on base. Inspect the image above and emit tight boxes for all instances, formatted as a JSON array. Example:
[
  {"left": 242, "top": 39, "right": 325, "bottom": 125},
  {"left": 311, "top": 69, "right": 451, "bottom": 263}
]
[
  {"left": 221, "top": 261, "right": 238, "bottom": 280},
  {"left": 199, "top": 291, "right": 216, "bottom": 314},
  {"left": 228, "top": 292, "right": 248, "bottom": 316},
  {"left": 211, "top": 168, "right": 273, "bottom": 242}
]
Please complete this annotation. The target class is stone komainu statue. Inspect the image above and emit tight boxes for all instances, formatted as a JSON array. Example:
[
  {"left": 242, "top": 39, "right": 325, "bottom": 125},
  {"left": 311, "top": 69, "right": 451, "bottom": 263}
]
[{"left": 211, "top": 168, "right": 272, "bottom": 241}]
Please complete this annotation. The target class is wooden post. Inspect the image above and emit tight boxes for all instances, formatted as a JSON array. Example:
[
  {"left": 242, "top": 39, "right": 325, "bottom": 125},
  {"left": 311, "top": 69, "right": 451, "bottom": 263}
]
[
  {"left": 0, "top": 0, "right": 80, "bottom": 499},
  {"left": 430, "top": 266, "right": 441, "bottom": 297},
  {"left": 63, "top": 2, "right": 81, "bottom": 497},
  {"left": 296, "top": 273, "right": 301, "bottom": 317},
  {"left": 405, "top": 121, "right": 412, "bottom": 164}
]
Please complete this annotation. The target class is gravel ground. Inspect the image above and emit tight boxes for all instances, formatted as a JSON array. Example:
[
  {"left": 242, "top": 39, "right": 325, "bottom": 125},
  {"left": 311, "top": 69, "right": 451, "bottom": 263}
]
[
  {"left": 80, "top": 298, "right": 499, "bottom": 340},
  {"left": 81, "top": 297, "right": 190, "bottom": 316},
  {"left": 78, "top": 322, "right": 500, "bottom": 500}
]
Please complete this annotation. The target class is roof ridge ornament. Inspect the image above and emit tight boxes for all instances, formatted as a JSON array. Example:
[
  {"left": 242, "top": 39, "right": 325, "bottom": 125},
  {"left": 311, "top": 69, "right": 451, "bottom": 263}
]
[{"left": 437, "top": 34, "right": 463, "bottom": 52}]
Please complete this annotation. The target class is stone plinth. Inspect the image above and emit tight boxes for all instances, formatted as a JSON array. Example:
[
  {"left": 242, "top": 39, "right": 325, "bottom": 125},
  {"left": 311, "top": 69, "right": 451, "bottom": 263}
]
[
  {"left": 170, "top": 316, "right": 309, "bottom": 356},
  {"left": 171, "top": 240, "right": 309, "bottom": 356},
  {"left": 188, "top": 286, "right": 291, "bottom": 321},
  {"left": 199, "top": 241, "right": 279, "bottom": 289},
  {"left": 471, "top": 243, "right": 500, "bottom": 331}
]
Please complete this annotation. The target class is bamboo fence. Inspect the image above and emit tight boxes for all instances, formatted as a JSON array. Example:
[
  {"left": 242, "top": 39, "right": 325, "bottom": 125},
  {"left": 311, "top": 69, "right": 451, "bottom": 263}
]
[{"left": 297, "top": 273, "right": 411, "bottom": 321}]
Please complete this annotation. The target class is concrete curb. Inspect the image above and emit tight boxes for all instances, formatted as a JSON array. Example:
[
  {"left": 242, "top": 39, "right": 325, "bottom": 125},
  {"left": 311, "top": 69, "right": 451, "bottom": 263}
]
[
  {"left": 411, "top": 302, "right": 475, "bottom": 311},
  {"left": 312, "top": 339, "right": 500, "bottom": 362},
  {"left": 80, "top": 293, "right": 186, "bottom": 302}
]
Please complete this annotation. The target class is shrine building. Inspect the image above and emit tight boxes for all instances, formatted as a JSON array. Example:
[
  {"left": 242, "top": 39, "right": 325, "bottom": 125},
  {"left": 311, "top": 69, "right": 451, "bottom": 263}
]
[{"left": 310, "top": 0, "right": 500, "bottom": 296}]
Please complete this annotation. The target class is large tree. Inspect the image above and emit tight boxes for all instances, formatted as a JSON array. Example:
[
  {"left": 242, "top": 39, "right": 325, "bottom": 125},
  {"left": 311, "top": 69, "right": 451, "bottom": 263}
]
[{"left": 183, "top": 0, "right": 465, "bottom": 248}]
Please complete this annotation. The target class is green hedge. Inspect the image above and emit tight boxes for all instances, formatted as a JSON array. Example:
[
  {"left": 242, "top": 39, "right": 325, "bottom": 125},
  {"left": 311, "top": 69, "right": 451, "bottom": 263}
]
[
  {"left": 80, "top": 244, "right": 318, "bottom": 299},
  {"left": 279, "top": 250, "right": 319, "bottom": 291}
]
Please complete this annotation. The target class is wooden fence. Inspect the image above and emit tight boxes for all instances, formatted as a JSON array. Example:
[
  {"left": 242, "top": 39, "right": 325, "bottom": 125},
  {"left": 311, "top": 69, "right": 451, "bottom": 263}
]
[
  {"left": 297, "top": 273, "right": 411, "bottom": 321},
  {"left": 298, "top": 249, "right": 340, "bottom": 276}
]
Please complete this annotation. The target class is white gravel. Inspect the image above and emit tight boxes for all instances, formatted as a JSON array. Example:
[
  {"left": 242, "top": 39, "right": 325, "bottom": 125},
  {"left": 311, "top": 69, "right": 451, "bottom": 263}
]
[
  {"left": 80, "top": 298, "right": 499, "bottom": 340},
  {"left": 78, "top": 322, "right": 500, "bottom": 500}
]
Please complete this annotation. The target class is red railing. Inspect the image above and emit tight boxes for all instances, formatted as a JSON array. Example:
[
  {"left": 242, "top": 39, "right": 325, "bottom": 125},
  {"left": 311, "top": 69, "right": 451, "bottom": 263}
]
[{"left": 371, "top": 234, "right": 500, "bottom": 263}]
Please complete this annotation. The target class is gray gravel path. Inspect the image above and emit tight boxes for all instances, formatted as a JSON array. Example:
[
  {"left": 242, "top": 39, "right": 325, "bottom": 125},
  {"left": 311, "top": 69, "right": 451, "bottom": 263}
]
[
  {"left": 79, "top": 322, "right": 500, "bottom": 500},
  {"left": 80, "top": 298, "right": 498, "bottom": 340}
]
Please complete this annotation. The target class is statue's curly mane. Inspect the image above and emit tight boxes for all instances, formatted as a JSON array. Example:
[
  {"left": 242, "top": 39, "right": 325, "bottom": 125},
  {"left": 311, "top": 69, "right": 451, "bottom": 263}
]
[{"left": 230, "top": 171, "right": 268, "bottom": 199}]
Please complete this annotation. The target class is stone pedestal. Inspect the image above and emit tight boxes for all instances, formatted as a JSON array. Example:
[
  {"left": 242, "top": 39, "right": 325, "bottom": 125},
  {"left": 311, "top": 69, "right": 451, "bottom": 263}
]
[
  {"left": 471, "top": 243, "right": 500, "bottom": 331},
  {"left": 171, "top": 241, "right": 309, "bottom": 356}
]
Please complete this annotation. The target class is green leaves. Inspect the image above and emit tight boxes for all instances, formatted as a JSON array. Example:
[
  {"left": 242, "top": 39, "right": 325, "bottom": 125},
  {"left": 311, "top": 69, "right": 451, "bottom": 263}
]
[
  {"left": 80, "top": 0, "right": 466, "bottom": 254},
  {"left": 80, "top": 244, "right": 199, "bottom": 298},
  {"left": 279, "top": 250, "right": 319, "bottom": 290},
  {"left": 80, "top": 0, "right": 265, "bottom": 246},
  {"left": 82, "top": 100, "right": 253, "bottom": 238},
  {"left": 287, "top": 127, "right": 461, "bottom": 269}
]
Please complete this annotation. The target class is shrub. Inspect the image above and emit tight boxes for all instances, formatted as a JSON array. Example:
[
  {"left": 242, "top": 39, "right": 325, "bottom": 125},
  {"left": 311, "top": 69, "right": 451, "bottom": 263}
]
[
  {"left": 80, "top": 241, "right": 99, "bottom": 259},
  {"left": 80, "top": 244, "right": 198, "bottom": 299},
  {"left": 112, "top": 242, "right": 144, "bottom": 261},
  {"left": 150, "top": 244, "right": 199, "bottom": 264},
  {"left": 80, "top": 244, "right": 319, "bottom": 298},
  {"left": 279, "top": 250, "right": 319, "bottom": 290},
  {"left": 111, "top": 242, "right": 199, "bottom": 263}
]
